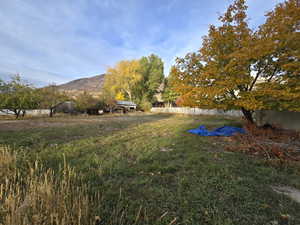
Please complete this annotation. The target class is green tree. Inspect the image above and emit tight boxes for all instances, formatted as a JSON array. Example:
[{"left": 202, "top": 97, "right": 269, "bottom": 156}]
[
  {"left": 101, "top": 92, "right": 117, "bottom": 113},
  {"left": 103, "top": 55, "right": 164, "bottom": 111},
  {"left": 171, "top": 0, "right": 300, "bottom": 123},
  {"left": 39, "top": 84, "right": 68, "bottom": 117},
  {"left": 103, "top": 60, "right": 142, "bottom": 101},
  {"left": 75, "top": 91, "right": 99, "bottom": 113},
  {"left": 162, "top": 68, "right": 180, "bottom": 106},
  {"left": 137, "top": 54, "right": 164, "bottom": 104},
  {"left": 0, "top": 75, "right": 39, "bottom": 118}
]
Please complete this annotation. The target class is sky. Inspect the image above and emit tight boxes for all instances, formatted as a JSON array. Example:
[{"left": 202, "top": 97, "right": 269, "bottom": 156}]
[{"left": 0, "top": 0, "right": 284, "bottom": 86}]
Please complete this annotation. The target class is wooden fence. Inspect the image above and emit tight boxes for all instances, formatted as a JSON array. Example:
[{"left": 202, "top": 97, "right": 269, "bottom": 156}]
[
  {"left": 151, "top": 107, "right": 242, "bottom": 117},
  {"left": 151, "top": 107, "right": 300, "bottom": 131}
]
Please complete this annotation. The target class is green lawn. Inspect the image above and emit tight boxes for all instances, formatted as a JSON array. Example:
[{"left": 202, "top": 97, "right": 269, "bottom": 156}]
[{"left": 1, "top": 113, "right": 300, "bottom": 225}]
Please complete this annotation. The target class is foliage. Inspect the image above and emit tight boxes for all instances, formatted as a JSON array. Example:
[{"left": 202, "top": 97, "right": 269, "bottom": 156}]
[
  {"left": 75, "top": 91, "right": 100, "bottom": 113},
  {"left": 39, "top": 84, "right": 68, "bottom": 117},
  {"left": 103, "top": 55, "right": 164, "bottom": 110},
  {"left": 103, "top": 60, "right": 142, "bottom": 101},
  {"left": 136, "top": 54, "right": 164, "bottom": 104},
  {"left": 115, "top": 91, "right": 125, "bottom": 101},
  {"left": 171, "top": 0, "right": 300, "bottom": 123},
  {"left": 253, "top": 0, "right": 300, "bottom": 111},
  {"left": 101, "top": 92, "right": 117, "bottom": 112},
  {"left": 162, "top": 67, "right": 180, "bottom": 106},
  {"left": 139, "top": 95, "right": 152, "bottom": 111},
  {"left": 0, "top": 75, "right": 40, "bottom": 118}
]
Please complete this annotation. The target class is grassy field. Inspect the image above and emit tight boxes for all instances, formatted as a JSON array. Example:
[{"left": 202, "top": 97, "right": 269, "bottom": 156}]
[{"left": 1, "top": 113, "right": 300, "bottom": 225}]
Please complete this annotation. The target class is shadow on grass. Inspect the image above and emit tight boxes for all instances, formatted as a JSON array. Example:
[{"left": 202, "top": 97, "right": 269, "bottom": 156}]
[
  {"left": 3, "top": 113, "right": 300, "bottom": 224},
  {"left": 62, "top": 116, "right": 300, "bottom": 225},
  {"left": 0, "top": 113, "right": 172, "bottom": 150}
]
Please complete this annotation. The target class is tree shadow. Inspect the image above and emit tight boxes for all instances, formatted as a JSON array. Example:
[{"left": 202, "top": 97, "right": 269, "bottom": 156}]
[
  {"left": 0, "top": 113, "right": 173, "bottom": 148},
  {"left": 5, "top": 113, "right": 296, "bottom": 224},
  {"left": 68, "top": 115, "right": 299, "bottom": 225}
]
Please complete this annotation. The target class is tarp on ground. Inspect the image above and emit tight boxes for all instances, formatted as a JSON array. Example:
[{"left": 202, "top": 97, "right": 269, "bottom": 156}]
[{"left": 188, "top": 125, "right": 245, "bottom": 136}]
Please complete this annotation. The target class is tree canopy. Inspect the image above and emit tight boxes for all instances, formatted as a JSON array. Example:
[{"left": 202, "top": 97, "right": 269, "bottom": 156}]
[
  {"left": 103, "top": 60, "right": 142, "bottom": 102},
  {"left": 170, "top": 0, "right": 300, "bottom": 123},
  {"left": 0, "top": 75, "right": 40, "bottom": 118},
  {"left": 74, "top": 91, "right": 101, "bottom": 113},
  {"left": 103, "top": 54, "right": 164, "bottom": 110},
  {"left": 137, "top": 54, "right": 164, "bottom": 104},
  {"left": 39, "top": 84, "right": 69, "bottom": 117},
  {"left": 162, "top": 67, "right": 180, "bottom": 106}
]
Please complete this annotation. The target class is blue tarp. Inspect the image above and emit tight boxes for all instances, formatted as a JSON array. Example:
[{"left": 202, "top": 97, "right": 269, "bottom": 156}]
[{"left": 188, "top": 125, "right": 245, "bottom": 136}]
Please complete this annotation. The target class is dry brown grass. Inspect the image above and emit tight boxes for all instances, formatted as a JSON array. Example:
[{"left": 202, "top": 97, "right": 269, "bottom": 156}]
[
  {"left": 0, "top": 113, "right": 151, "bottom": 131},
  {"left": 0, "top": 146, "right": 101, "bottom": 225}
]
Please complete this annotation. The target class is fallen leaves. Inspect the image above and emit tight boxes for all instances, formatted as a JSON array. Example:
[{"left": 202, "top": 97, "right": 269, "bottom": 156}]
[{"left": 225, "top": 122, "right": 300, "bottom": 162}]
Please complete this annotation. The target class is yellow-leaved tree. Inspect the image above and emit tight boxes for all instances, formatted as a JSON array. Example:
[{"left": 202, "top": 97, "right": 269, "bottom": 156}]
[
  {"left": 103, "top": 60, "right": 142, "bottom": 101},
  {"left": 171, "top": 0, "right": 300, "bottom": 123},
  {"left": 115, "top": 92, "right": 125, "bottom": 101}
]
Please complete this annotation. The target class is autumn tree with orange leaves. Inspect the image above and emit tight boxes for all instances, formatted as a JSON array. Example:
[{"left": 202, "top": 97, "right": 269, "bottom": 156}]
[{"left": 171, "top": 0, "right": 300, "bottom": 123}]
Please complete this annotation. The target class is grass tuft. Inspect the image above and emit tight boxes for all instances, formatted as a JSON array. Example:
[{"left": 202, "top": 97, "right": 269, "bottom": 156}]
[{"left": 0, "top": 146, "right": 101, "bottom": 225}]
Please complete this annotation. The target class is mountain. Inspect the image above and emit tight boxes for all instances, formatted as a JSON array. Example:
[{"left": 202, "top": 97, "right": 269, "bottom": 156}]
[{"left": 57, "top": 74, "right": 105, "bottom": 96}]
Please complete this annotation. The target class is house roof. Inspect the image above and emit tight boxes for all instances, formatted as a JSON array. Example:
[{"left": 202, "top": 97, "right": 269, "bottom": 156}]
[{"left": 116, "top": 101, "right": 136, "bottom": 106}]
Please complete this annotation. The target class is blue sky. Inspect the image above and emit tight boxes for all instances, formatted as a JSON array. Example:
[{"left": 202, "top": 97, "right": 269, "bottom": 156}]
[{"left": 0, "top": 0, "right": 284, "bottom": 86}]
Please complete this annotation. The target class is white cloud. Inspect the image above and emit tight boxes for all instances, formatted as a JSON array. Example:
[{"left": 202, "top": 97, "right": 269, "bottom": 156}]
[
  {"left": 0, "top": 0, "right": 286, "bottom": 85},
  {"left": 0, "top": 62, "right": 70, "bottom": 86}
]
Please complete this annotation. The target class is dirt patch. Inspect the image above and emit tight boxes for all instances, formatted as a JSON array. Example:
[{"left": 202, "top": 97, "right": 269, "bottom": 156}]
[
  {"left": 271, "top": 186, "right": 300, "bottom": 204},
  {"left": 160, "top": 147, "right": 174, "bottom": 152}
]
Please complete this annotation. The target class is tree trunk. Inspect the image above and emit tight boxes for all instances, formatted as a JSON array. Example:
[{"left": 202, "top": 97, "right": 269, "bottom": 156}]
[
  {"left": 21, "top": 110, "right": 26, "bottom": 117},
  {"left": 125, "top": 89, "right": 132, "bottom": 101},
  {"left": 14, "top": 109, "right": 21, "bottom": 119},
  {"left": 241, "top": 107, "right": 254, "bottom": 124},
  {"left": 49, "top": 108, "right": 53, "bottom": 117}
]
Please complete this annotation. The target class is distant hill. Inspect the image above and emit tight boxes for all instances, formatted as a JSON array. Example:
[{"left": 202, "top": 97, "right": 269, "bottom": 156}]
[{"left": 57, "top": 74, "right": 105, "bottom": 97}]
